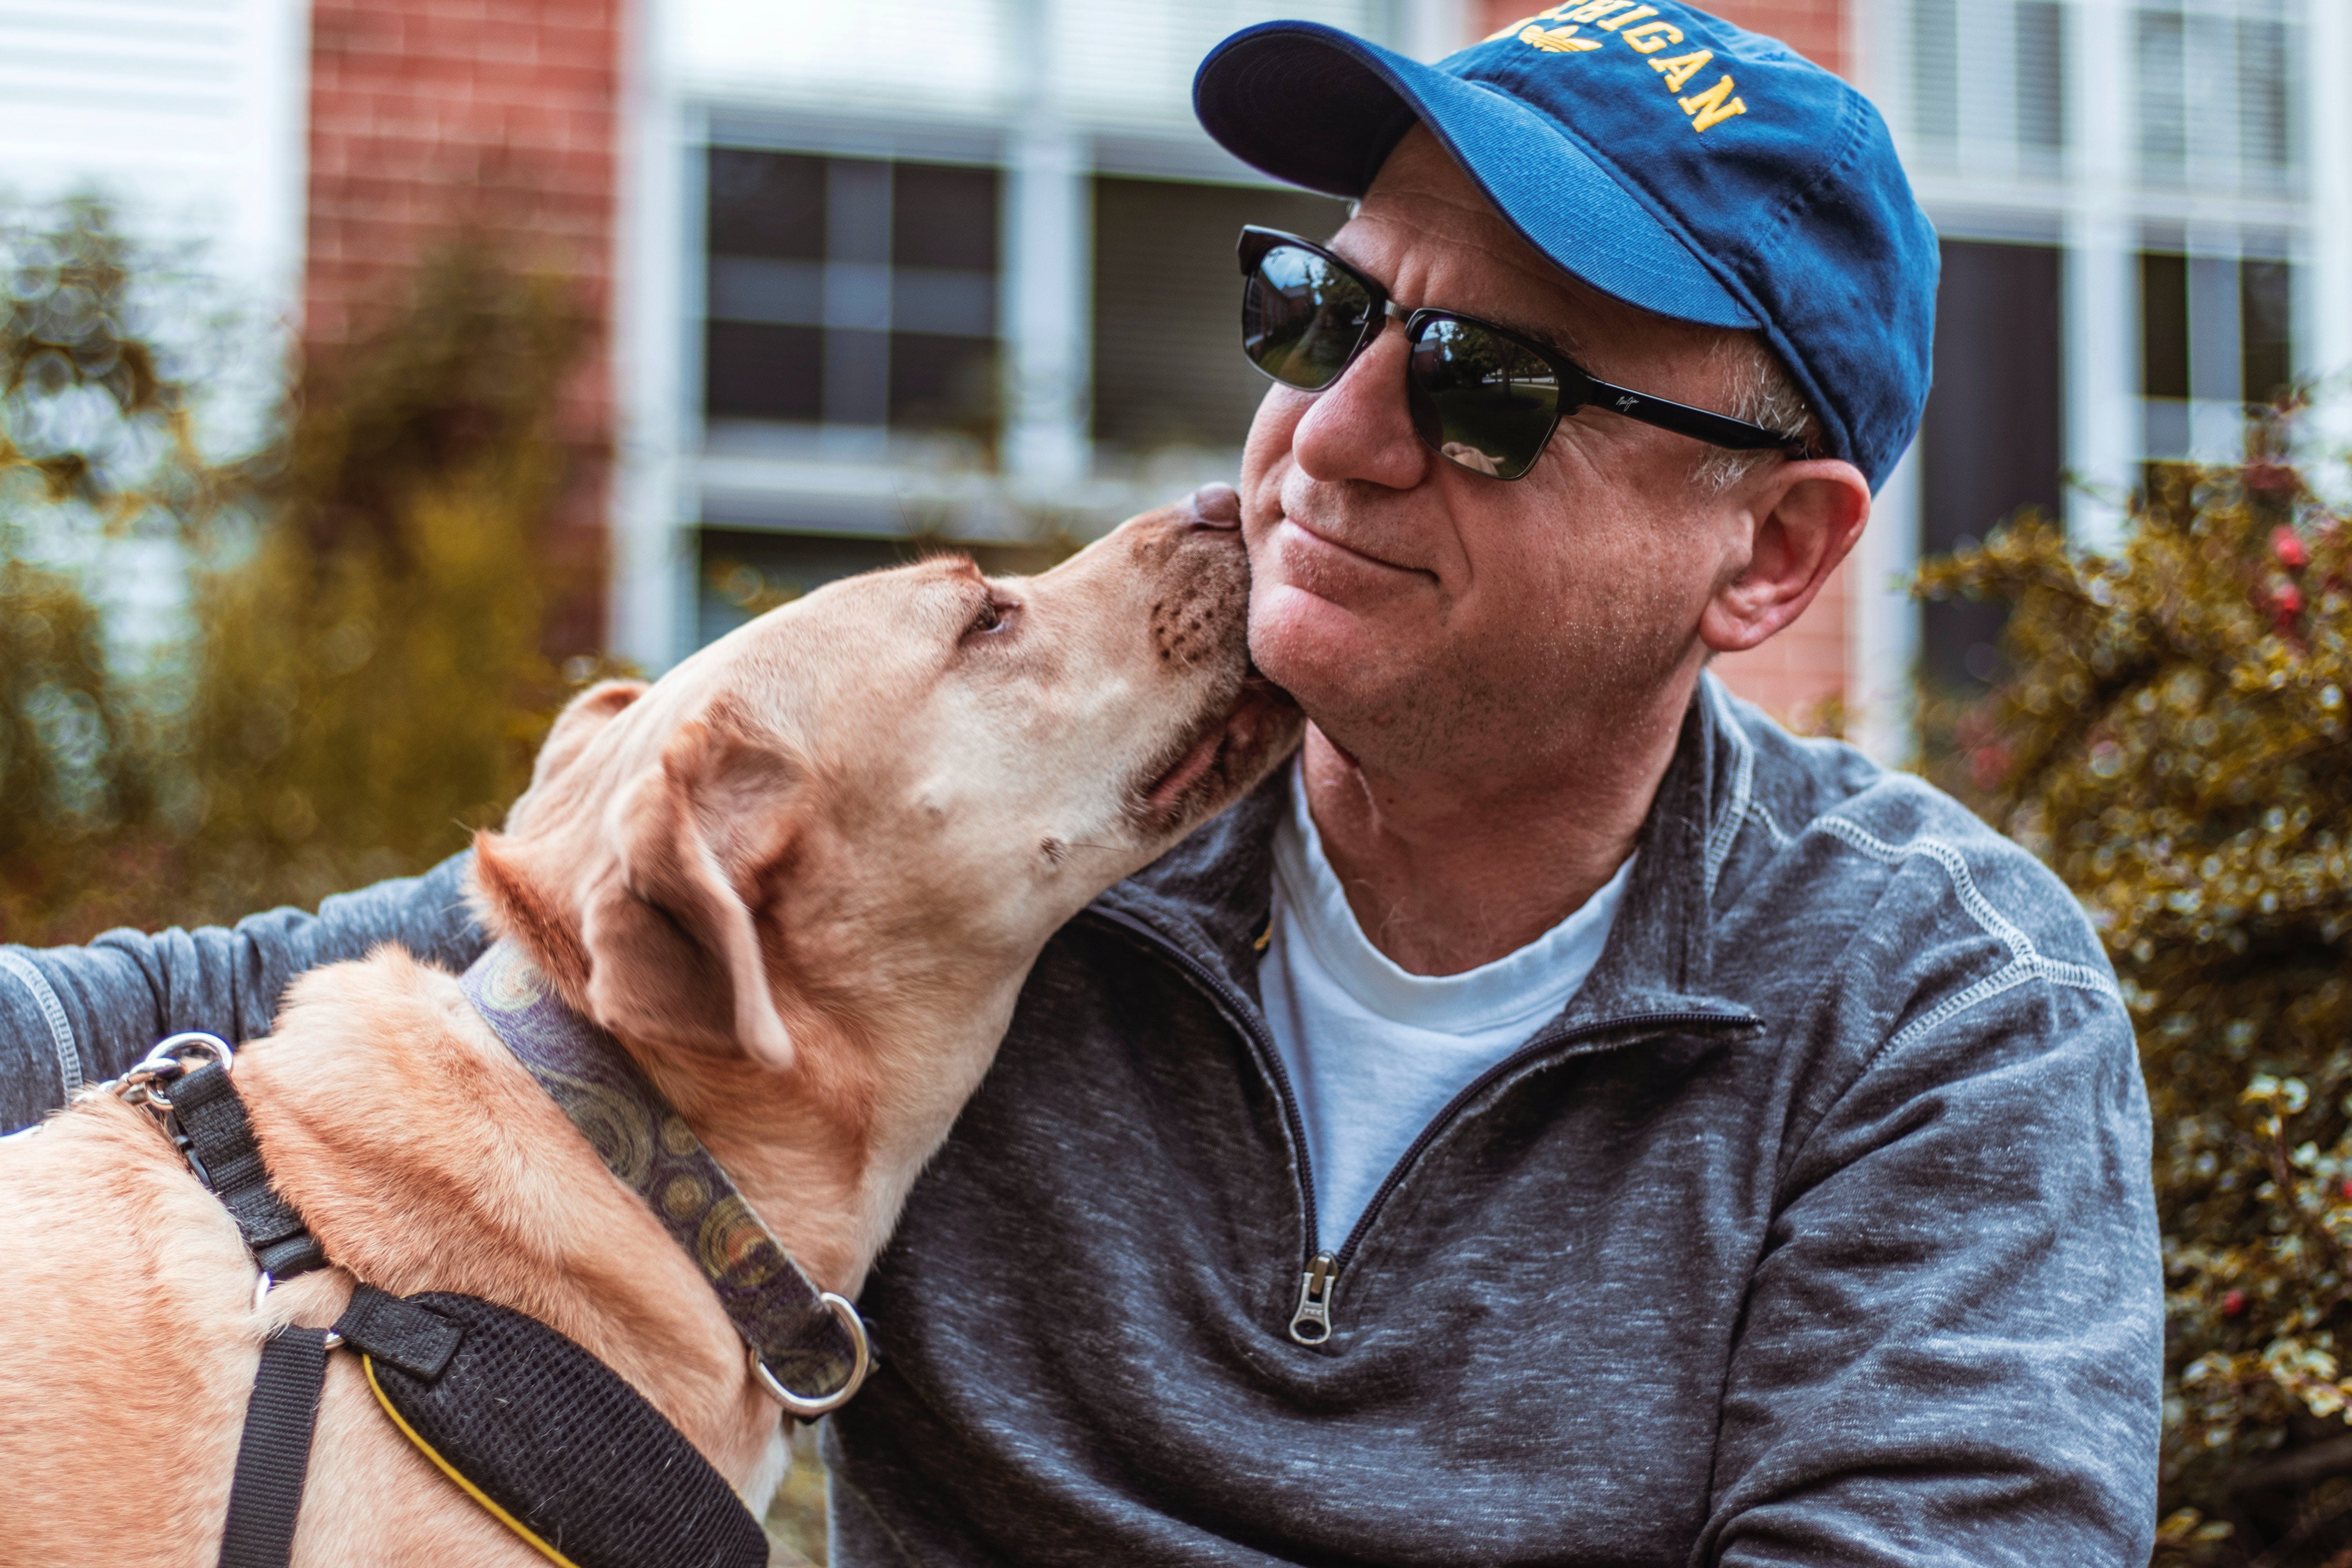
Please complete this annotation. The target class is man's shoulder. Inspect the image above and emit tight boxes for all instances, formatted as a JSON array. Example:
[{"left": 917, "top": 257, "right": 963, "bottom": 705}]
[{"left": 1708, "top": 690, "right": 2122, "bottom": 1043}]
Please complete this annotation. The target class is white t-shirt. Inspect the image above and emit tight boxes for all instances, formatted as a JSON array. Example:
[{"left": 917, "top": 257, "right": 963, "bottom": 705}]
[{"left": 1261, "top": 762, "right": 1633, "bottom": 1249}]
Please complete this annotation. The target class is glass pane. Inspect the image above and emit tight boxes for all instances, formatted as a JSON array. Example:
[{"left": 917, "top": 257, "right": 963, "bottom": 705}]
[
  {"left": 705, "top": 321, "right": 821, "bottom": 421},
  {"left": 2136, "top": 9, "right": 2186, "bottom": 178},
  {"left": 889, "top": 333, "right": 999, "bottom": 436},
  {"left": 2241, "top": 260, "right": 2293, "bottom": 405},
  {"left": 709, "top": 150, "right": 826, "bottom": 261},
  {"left": 1912, "top": 0, "right": 1959, "bottom": 145},
  {"left": 2015, "top": 1, "right": 2065, "bottom": 152},
  {"left": 891, "top": 269, "right": 995, "bottom": 337},
  {"left": 2140, "top": 251, "right": 2189, "bottom": 401},
  {"left": 2237, "top": 18, "right": 2292, "bottom": 178},
  {"left": 893, "top": 164, "right": 1000, "bottom": 272},
  {"left": 1918, "top": 240, "right": 2063, "bottom": 693}
]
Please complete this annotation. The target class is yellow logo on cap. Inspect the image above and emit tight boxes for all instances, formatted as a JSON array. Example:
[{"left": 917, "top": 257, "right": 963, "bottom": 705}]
[
  {"left": 1485, "top": 1, "right": 1751, "bottom": 135},
  {"left": 1518, "top": 24, "right": 1602, "bottom": 51}
]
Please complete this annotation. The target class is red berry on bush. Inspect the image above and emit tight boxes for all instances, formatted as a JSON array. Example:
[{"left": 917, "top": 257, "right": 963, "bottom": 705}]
[
  {"left": 2223, "top": 1289, "right": 2248, "bottom": 1317},
  {"left": 2273, "top": 526, "right": 2309, "bottom": 568}
]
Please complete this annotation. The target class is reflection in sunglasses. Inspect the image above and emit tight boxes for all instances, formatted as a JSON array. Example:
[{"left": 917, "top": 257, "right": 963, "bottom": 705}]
[{"left": 1439, "top": 443, "right": 1501, "bottom": 476}]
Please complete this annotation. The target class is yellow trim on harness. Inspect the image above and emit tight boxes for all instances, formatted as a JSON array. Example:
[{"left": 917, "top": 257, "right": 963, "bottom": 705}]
[{"left": 361, "top": 1353, "right": 584, "bottom": 1568}]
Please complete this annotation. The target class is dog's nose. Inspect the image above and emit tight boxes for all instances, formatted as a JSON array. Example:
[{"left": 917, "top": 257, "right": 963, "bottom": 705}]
[{"left": 1185, "top": 483, "right": 1242, "bottom": 530}]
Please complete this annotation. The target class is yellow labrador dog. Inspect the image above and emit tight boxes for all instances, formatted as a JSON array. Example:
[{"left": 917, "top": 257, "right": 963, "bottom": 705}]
[{"left": 0, "top": 494, "right": 1298, "bottom": 1566}]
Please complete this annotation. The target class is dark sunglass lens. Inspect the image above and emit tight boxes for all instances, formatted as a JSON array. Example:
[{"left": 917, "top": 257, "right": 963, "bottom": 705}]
[
  {"left": 1243, "top": 243, "right": 1374, "bottom": 392},
  {"left": 1407, "top": 318, "right": 1561, "bottom": 479}
]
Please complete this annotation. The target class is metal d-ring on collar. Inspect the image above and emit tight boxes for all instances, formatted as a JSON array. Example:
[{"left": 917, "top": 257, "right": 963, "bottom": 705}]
[{"left": 750, "top": 1292, "right": 871, "bottom": 1417}]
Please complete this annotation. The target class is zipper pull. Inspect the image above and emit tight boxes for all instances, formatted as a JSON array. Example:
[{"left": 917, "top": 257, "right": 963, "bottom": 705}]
[{"left": 1289, "top": 1252, "right": 1337, "bottom": 1345}]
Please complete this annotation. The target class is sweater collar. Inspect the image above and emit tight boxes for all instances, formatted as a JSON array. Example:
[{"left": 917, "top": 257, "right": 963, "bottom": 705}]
[{"left": 1089, "top": 672, "right": 1759, "bottom": 1029}]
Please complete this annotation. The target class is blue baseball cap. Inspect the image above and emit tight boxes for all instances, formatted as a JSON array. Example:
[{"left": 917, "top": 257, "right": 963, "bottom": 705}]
[{"left": 1192, "top": 6, "right": 1937, "bottom": 490}]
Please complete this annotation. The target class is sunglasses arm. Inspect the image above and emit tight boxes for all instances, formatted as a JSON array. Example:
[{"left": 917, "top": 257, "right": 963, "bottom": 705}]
[{"left": 1579, "top": 376, "right": 1805, "bottom": 454}]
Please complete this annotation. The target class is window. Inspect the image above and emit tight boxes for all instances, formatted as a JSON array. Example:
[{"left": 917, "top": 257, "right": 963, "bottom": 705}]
[
  {"left": 704, "top": 149, "right": 1001, "bottom": 443},
  {"left": 1910, "top": 0, "right": 1960, "bottom": 147},
  {"left": 2140, "top": 251, "right": 2190, "bottom": 401},
  {"left": 2240, "top": 259, "right": 2292, "bottom": 405},
  {"left": 2136, "top": 7, "right": 2188, "bottom": 177},
  {"left": 1906, "top": 0, "right": 2065, "bottom": 162},
  {"left": 2237, "top": 17, "right": 2293, "bottom": 181},
  {"left": 1918, "top": 240, "right": 2063, "bottom": 691}
]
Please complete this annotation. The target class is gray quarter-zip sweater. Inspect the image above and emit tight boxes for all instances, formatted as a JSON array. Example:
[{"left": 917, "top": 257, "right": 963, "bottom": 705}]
[{"left": 0, "top": 677, "right": 2161, "bottom": 1564}]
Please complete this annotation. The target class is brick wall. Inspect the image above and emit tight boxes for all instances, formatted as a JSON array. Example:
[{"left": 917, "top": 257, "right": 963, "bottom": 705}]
[
  {"left": 1473, "top": 0, "right": 1855, "bottom": 728},
  {"left": 303, "top": 0, "right": 622, "bottom": 649}
]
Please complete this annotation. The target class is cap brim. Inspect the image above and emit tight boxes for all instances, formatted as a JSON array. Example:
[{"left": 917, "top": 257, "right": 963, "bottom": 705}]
[{"left": 1194, "top": 21, "right": 1757, "bottom": 331}]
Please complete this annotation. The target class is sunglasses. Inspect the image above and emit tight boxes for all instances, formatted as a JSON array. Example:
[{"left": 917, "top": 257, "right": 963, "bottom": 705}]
[{"left": 1238, "top": 227, "right": 1804, "bottom": 481}]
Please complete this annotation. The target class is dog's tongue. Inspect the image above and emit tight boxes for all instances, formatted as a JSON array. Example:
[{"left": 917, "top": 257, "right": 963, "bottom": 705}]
[{"left": 1145, "top": 724, "right": 1227, "bottom": 817}]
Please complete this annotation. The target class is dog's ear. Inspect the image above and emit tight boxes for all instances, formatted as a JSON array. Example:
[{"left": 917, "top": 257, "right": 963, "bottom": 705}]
[
  {"left": 535, "top": 680, "right": 649, "bottom": 788},
  {"left": 582, "top": 700, "right": 801, "bottom": 1071},
  {"left": 505, "top": 679, "right": 649, "bottom": 835}
]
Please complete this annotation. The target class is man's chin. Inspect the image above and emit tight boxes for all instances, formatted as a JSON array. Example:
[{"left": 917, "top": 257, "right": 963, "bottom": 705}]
[{"left": 1247, "top": 597, "right": 1415, "bottom": 737}]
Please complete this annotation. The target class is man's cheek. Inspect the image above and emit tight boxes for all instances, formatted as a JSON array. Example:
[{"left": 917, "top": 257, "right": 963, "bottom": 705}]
[{"left": 1238, "top": 387, "right": 1309, "bottom": 495}]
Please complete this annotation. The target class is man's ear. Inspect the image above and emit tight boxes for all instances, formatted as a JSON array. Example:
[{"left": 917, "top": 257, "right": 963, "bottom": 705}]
[
  {"left": 1699, "top": 459, "right": 1872, "bottom": 655},
  {"left": 581, "top": 701, "right": 800, "bottom": 1071}
]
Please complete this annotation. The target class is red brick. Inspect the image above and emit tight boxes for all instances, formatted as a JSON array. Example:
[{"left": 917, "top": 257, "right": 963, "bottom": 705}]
[{"left": 303, "top": 0, "right": 622, "bottom": 649}]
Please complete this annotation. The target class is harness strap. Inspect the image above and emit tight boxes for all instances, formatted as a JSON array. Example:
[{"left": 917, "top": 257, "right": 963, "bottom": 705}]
[
  {"left": 336, "top": 1283, "right": 465, "bottom": 1377},
  {"left": 216, "top": 1328, "right": 330, "bottom": 1568},
  {"left": 211, "top": 1287, "right": 469, "bottom": 1568},
  {"left": 170, "top": 1062, "right": 327, "bottom": 1279}
]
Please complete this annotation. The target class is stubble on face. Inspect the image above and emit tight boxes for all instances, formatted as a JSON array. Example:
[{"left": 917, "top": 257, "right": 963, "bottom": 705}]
[{"left": 1238, "top": 127, "right": 1746, "bottom": 797}]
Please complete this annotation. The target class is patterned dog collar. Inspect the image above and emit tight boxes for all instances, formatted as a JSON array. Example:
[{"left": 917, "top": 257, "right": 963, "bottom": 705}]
[{"left": 461, "top": 939, "right": 871, "bottom": 1416}]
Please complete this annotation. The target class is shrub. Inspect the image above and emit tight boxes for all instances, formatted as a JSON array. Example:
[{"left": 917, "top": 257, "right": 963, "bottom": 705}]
[
  {"left": 1917, "top": 430, "right": 2352, "bottom": 1565},
  {"left": 0, "top": 201, "right": 606, "bottom": 943}
]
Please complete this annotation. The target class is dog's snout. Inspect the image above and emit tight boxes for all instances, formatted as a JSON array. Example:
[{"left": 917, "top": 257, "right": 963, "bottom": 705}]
[{"left": 1144, "top": 529, "right": 1250, "bottom": 670}]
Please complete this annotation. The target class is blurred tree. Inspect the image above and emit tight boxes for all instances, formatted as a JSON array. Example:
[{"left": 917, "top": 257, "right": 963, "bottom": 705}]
[
  {"left": 0, "top": 200, "right": 607, "bottom": 942},
  {"left": 0, "top": 199, "right": 239, "bottom": 938},
  {"left": 1917, "top": 426, "right": 2352, "bottom": 1566},
  {"left": 176, "top": 243, "right": 601, "bottom": 916}
]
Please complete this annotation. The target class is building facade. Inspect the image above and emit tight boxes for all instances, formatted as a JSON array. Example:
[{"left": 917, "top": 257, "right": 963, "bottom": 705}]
[{"left": 6, "top": 0, "right": 2347, "bottom": 760}]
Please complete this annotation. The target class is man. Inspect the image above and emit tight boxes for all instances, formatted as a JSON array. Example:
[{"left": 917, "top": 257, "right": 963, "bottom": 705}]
[{"left": 2, "top": 7, "right": 2158, "bottom": 1564}]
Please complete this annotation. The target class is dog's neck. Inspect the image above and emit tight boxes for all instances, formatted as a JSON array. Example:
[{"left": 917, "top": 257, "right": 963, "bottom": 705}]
[{"left": 495, "top": 923, "right": 1025, "bottom": 1300}]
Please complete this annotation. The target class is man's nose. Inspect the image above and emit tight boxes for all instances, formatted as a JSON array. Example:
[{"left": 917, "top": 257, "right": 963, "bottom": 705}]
[{"left": 1288, "top": 319, "right": 1430, "bottom": 492}]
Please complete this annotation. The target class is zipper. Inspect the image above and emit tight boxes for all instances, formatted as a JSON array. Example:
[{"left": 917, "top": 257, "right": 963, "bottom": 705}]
[
  {"left": 1323, "top": 1008, "right": 1762, "bottom": 1273},
  {"left": 1291, "top": 1251, "right": 1337, "bottom": 1345},
  {"left": 1087, "top": 908, "right": 1325, "bottom": 1250},
  {"left": 1086, "top": 907, "right": 1760, "bottom": 1348}
]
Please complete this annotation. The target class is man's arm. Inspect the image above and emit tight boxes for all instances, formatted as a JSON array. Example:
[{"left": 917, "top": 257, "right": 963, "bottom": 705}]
[
  {"left": 1697, "top": 976, "right": 2162, "bottom": 1565},
  {"left": 0, "top": 851, "right": 487, "bottom": 1134}
]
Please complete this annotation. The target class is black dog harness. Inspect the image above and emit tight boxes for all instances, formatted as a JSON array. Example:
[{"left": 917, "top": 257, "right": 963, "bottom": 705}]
[{"left": 114, "top": 939, "right": 873, "bottom": 1568}]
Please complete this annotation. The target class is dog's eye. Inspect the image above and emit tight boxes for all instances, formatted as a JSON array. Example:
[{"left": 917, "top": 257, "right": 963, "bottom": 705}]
[{"left": 965, "top": 598, "right": 1014, "bottom": 639}]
